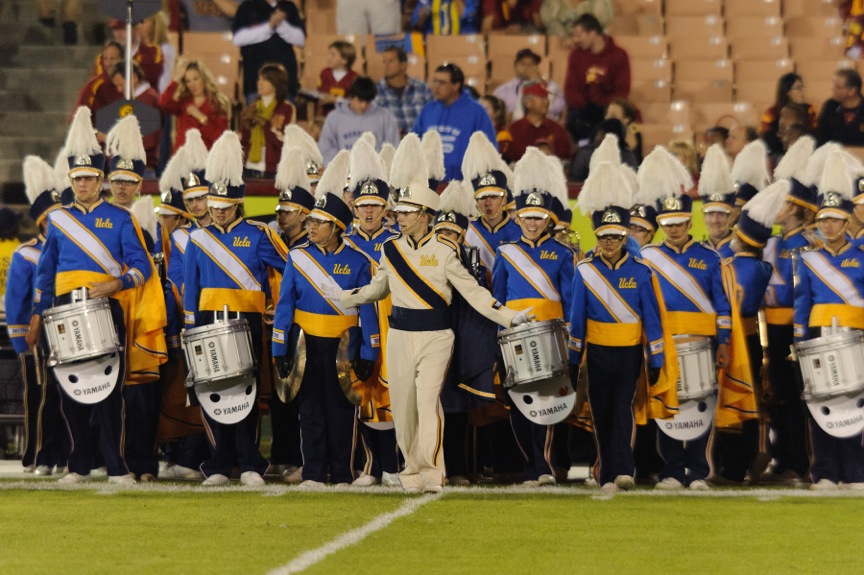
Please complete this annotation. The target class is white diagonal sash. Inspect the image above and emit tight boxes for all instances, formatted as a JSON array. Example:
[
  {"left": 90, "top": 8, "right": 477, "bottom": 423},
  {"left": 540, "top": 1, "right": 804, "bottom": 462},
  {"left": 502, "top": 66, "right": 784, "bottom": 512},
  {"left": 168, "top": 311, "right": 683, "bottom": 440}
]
[
  {"left": 641, "top": 247, "right": 715, "bottom": 313},
  {"left": 173, "top": 228, "right": 190, "bottom": 254},
  {"left": 579, "top": 262, "right": 639, "bottom": 323},
  {"left": 51, "top": 210, "right": 122, "bottom": 276},
  {"left": 291, "top": 249, "right": 357, "bottom": 316},
  {"left": 763, "top": 236, "right": 785, "bottom": 287},
  {"left": 192, "top": 230, "right": 260, "bottom": 291},
  {"left": 18, "top": 246, "right": 41, "bottom": 265},
  {"left": 499, "top": 244, "right": 560, "bottom": 302},
  {"left": 466, "top": 225, "right": 495, "bottom": 271},
  {"left": 802, "top": 251, "right": 864, "bottom": 307}
]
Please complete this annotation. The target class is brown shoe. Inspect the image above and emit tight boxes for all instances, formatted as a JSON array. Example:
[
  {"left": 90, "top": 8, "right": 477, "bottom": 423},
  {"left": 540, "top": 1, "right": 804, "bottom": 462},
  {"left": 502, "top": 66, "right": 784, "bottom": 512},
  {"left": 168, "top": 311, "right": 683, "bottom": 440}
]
[{"left": 139, "top": 473, "right": 157, "bottom": 483}]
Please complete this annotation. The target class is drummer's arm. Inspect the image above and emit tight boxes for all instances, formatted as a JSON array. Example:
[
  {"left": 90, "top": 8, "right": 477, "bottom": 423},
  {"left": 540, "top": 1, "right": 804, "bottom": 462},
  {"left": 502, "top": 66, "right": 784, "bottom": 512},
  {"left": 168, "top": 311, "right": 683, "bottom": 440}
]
[
  {"left": 27, "top": 226, "right": 60, "bottom": 349},
  {"left": 272, "top": 255, "right": 298, "bottom": 358},
  {"left": 356, "top": 260, "right": 380, "bottom": 362},
  {"left": 639, "top": 270, "right": 665, "bottom": 369},
  {"left": 114, "top": 215, "right": 153, "bottom": 291},
  {"left": 567, "top": 267, "right": 588, "bottom": 366},
  {"left": 792, "top": 262, "right": 812, "bottom": 343},
  {"left": 559, "top": 253, "right": 575, "bottom": 327},
  {"left": 183, "top": 239, "right": 202, "bottom": 327},
  {"left": 446, "top": 247, "right": 517, "bottom": 328}
]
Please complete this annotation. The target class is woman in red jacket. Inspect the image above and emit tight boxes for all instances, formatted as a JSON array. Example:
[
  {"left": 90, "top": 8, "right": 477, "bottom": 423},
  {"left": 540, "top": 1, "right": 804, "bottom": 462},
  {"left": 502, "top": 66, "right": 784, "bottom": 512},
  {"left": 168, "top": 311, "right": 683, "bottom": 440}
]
[
  {"left": 160, "top": 58, "right": 230, "bottom": 153},
  {"left": 240, "top": 62, "right": 296, "bottom": 178}
]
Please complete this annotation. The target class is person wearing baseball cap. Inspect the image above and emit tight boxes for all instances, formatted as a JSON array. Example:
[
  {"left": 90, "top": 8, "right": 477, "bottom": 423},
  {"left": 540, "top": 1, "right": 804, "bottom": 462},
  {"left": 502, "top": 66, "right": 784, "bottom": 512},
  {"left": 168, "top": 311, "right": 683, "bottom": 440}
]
[
  {"left": 506, "top": 80, "right": 572, "bottom": 163},
  {"left": 492, "top": 47, "right": 565, "bottom": 121}
]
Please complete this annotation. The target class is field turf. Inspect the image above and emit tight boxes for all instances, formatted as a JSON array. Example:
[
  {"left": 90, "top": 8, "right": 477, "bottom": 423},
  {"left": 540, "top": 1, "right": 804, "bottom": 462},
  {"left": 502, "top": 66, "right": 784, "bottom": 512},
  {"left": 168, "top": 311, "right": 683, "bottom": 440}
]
[{"left": 2, "top": 481, "right": 862, "bottom": 574}]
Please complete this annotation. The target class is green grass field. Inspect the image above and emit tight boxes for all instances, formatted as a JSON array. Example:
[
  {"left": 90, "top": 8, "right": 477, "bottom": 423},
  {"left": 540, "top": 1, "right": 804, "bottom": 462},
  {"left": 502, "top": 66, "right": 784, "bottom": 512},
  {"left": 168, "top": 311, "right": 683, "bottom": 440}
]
[{"left": 2, "top": 481, "right": 863, "bottom": 574}]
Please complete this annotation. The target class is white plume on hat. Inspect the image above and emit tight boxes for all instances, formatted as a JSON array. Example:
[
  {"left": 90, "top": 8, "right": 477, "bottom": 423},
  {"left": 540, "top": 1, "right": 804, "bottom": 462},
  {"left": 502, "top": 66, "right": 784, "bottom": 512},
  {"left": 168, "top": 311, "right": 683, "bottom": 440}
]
[
  {"left": 620, "top": 164, "right": 639, "bottom": 201},
  {"left": 390, "top": 133, "right": 428, "bottom": 190},
  {"left": 64, "top": 106, "right": 101, "bottom": 157},
  {"left": 731, "top": 139, "right": 770, "bottom": 189},
  {"left": 663, "top": 145, "right": 695, "bottom": 193},
  {"left": 461, "top": 131, "right": 507, "bottom": 182},
  {"left": 422, "top": 130, "right": 446, "bottom": 182},
  {"left": 803, "top": 142, "right": 842, "bottom": 188},
  {"left": 315, "top": 149, "right": 350, "bottom": 200},
  {"left": 24, "top": 155, "right": 63, "bottom": 204},
  {"left": 357, "top": 131, "right": 376, "bottom": 150},
  {"left": 131, "top": 197, "right": 158, "bottom": 241},
  {"left": 159, "top": 147, "right": 186, "bottom": 197},
  {"left": 773, "top": 135, "right": 815, "bottom": 181},
  {"left": 378, "top": 143, "right": 396, "bottom": 177},
  {"left": 698, "top": 144, "right": 733, "bottom": 196},
  {"left": 742, "top": 180, "right": 790, "bottom": 228},
  {"left": 818, "top": 149, "right": 860, "bottom": 199},
  {"left": 637, "top": 146, "right": 691, "bottom": 205},
  {"left": 105, "top": 115, "right": 146, "bottom": 162},
  {"left": 543, "top": 150, "right": 571, "bottom": 208},
  {"left": 275, "top": 147, "right": 311, "bottom": 192},
  {"left": 514, "top": 147, "right": 555, "bottom": 198},
  {"left": 350, "top": 139, "right": 386, "bottom": 185},
  {"left": 53, "top": 147, "right": 69, "bottom": 185},
  {"left": 501, "top": 162, "right": 515, "bottom": 191},
  {"left": 578, "top": 161, "right": 633, "bottom": 215},
  {"left": 588, "top": 133, "right": 621, "bottom": 173},
  {"left": 438, "top": 180, "right": 473, "bottom": 217},
  {"left": 205, "top": 131, "right": 244, "bottom": 186},
  {"left": 283, "top": 124, "right": 323, "bottom": 168},
  {"left": 183, "top": 128, "right": 209, "bottom": 171}
]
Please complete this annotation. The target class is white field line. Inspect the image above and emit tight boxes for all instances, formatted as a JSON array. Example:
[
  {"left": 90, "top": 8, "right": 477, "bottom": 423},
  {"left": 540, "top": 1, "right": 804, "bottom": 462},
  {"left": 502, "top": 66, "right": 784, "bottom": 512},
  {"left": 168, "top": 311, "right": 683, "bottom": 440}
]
[{"left": 265, "top": 493, "right": 439, "bottom": 575}]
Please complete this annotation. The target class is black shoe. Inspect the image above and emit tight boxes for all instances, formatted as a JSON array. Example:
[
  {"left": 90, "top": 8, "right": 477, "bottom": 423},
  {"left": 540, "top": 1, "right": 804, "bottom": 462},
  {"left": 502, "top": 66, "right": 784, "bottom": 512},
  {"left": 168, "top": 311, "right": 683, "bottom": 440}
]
[{"left": 63, "top": 21, "right": 77, "bottom": 45}]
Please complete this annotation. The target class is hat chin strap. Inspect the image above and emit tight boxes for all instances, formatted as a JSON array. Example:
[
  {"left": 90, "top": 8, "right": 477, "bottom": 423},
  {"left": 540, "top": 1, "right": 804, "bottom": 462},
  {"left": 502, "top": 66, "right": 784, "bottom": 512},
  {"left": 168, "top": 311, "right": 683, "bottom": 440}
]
[
  {"left": 401, "top": 210, "right": 428, "bottom": 237},
  {"left": 74, "top": 175, "right": 103, "bottom": 204}
]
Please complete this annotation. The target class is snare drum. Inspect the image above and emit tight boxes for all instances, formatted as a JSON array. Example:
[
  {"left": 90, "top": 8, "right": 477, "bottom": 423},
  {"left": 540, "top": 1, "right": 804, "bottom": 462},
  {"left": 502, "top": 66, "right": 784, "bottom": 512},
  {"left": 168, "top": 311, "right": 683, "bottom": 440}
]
[
  {"left": 182, "top": 318, "right": 255, "bottom": 384},
  {"left": 43, "top": 296, "right": 120, "bottom": 367},
  {"left": 497, "top": 319, "right": 568, "bottom": 388},
  {"left": 674, "top": 335, "right": 717, "bottom": 401},
  {"left": 796, "top": 330, "right": 864, "bottom": 399}
]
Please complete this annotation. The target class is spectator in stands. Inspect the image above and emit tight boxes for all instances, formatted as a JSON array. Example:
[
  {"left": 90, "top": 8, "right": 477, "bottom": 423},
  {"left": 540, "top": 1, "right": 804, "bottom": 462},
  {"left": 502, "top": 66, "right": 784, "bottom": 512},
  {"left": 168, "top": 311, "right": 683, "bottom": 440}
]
[
  {"left": 759, "top": 73, "right": 817, "bottom": 157},
  {"left": 540, "top": 0, "right": 612, "bottom": 40},
  {"left": 110, "top": 62, "right": 162, "bottom": 172},
  {"left": 233, "top": 0, "right": 305, "bottom": 104},
  {"left": 317, "top": 41, "right": 360, "bottom": 117},
  {"left": 696, "top": 126, "right": 728, "bottom": 162},
  {"left": 142, "top": 12, "right": 176, "bottom": 94},
  {"left": 74, "top": 41, "right": 123, "bottom": 115},
  {"left": 726, "top": 125, "right": 758, "bottom": 160},
  {"left": 481, "top": 0, "right": 542, "bottom": 33},
  {"left": 816, "top": 68, "right": 864, "bottom": 146},
  {"left": 480, "top": 95, "right": 513, "bottom": 156},
  {"left": 107, "top": 19, "right": 164, "bottom": 90},
  {"left": 410, "top": 0, "right": 482, "bottom": 34},
  {"left": 336, "top": 0, "right": 401, "bottom": 35},
  {"left": 492, "top": 48, "right": 565, "bottom": 122},
  {"left": 412, "top": 63, "right": 498, "bottom": 180},
  {"left": 605, "top": 97, "right": 642, "bottom": 163},
  {"left": 667, "top": 138, "right": 700, "bottom": 196},
  {"left": 178, "top": 0, "right": 239, "bottom": 31},
  {"left": 563, "top": 13, "right": 631, "bottom": 144},
  {"left": 505, "top": 82, "right": 571, "bottom": 163},
  {"left": 241, "top": 63, "right": 296, "bottom": 178},
  {"left": 768, "top": 104, "right": 811, "bottom": 169},
  {"left": 159, "top": 58, "right": 231, "bottom": 153},
  {"left": 318, "top": 77, "right": 401, "bottom": 164},
  {"left": 374, "top": 47, "right": 433, "bottom": 136},
  {"left": 37, "top": 0, "right": 81, "bottom": 45},
  {"left": 568, "top": 118, "right": 634, "bottom": 183}
]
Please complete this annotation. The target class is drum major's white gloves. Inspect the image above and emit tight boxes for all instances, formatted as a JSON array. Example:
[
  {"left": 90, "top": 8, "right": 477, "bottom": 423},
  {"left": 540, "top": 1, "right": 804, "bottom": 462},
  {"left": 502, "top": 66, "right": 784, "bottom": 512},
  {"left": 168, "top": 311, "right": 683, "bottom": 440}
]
[
  {"left": 320, "top": 277, "right": 343, "bottom": 301},
  {"left": 510, "top": 306, "right": 535, "bottom": 326}
]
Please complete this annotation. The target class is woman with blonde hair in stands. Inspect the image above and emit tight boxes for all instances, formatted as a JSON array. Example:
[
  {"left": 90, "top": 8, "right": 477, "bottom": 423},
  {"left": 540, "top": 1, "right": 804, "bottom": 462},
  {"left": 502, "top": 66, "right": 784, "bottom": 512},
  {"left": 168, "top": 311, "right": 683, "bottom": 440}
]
[
  {"left": 667, "top": 138, "right": 700, "bottom": 196},
  {"left": 159, "top": 58, "right": 231, "bottom": 153},
  {"left": 142, "top": 10, "right": 175, "bottom": 94}
]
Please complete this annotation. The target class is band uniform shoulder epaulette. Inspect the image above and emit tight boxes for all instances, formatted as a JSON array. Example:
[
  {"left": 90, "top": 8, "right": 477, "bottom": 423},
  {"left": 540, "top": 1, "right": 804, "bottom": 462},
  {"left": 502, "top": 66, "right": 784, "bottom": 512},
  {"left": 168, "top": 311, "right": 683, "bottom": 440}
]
[
  {"left": 16, "top": 238, "right": 39, "bottom": 251},
  {"left": 435, "top": 233, "right": 460, "bottom": 252}
]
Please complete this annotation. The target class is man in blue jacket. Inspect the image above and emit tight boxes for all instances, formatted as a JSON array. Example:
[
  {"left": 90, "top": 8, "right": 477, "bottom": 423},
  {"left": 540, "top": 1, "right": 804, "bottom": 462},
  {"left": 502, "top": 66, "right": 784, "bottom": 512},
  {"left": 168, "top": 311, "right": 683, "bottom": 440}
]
[{"left": 412, "top": 63, "right": 497, "bottom": 181}]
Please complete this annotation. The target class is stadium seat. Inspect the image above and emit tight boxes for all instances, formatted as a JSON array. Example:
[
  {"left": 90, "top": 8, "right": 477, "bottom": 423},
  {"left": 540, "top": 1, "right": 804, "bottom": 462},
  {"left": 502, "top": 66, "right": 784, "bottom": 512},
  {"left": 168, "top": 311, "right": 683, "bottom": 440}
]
[
  {"left": 788, "top": 37, "right": 846, "bottom": 60},
  {"left": 734, "top": 80, "right": 777, "bottom": 112},
  {"left": 611, "top": 0, "right": 662, "bottom": 14},
  {"left": 486, "top": 33, "right": 546, "bottom": 59},
  {"left": 783, "top": 0, "right": 844, "bottom": 18},
  {"left": 639, "top": 101, "right": 691, "bottom": 126},
  {"left": 426, "top": 33, "right": 485, "bottom": 59},
  {"left": 665, "top": 15, "right": 725, "bottom": 40},
  {"left": 674, "top": 60, "right": 734, "bottom": 103},
  {"left": 795, "top": 59, "right": 856, "bottom": 84},
  {"left": 664, "top": 0, "right": 721, "bottom": 16},
  {"left": 726, "top": 16, "right": 784, "bottom": 39},
  {"left": 785, "top": 16, "right": 844, "bottom": 38},
  {"left": 630, "top": 79, "right": 672, "bottom": 103},
  {"left": 640, "top": 123, "right": 691, "bottom": 153},
  {"left": 723, "top": 0, "right": 782, "bottom": 17},
  {"left": 306, "top": 8, "right": 336, "bottom": 34},
  {"left": 615, "top": 36, "right": 668, "bottom": 60},
  {"left": 730, "top": 37, "right": 789, "bottom": 61},
  {"left": 735, "top": 60, "right": 795, "bottom": 82},
  {"left": 690, "top": 102, "right": 758, "bottom": 132},
  {"left": 668, "top": 36, "right": 729, "bottom": 61},
  {"left": 631, "top": 58, "right": 672, "bottom": 83},
  {"left": 607, "top": 13, "right": 663, "bottom": 37},
  {"left": 547, "top": 41, "right": 571, "bottom": 88}
]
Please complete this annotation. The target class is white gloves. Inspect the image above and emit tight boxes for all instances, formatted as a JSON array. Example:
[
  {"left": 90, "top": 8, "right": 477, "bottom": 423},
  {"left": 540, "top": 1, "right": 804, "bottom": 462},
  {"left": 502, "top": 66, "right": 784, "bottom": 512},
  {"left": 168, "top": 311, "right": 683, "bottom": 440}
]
[
  {"left": 320, "top": 277, "right": 343, "bottom": 301},
  {"left": 510, "top": 306, "right": 536, "bottom": 326}
]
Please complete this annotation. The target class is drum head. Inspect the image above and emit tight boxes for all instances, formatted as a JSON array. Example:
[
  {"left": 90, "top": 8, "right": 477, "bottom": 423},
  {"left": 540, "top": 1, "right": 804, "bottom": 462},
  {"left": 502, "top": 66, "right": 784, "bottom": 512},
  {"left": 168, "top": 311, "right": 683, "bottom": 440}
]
[
  {"left": 507, "top": 375, "right": 576, "bottom": 425},
  {"left": 54, "top": 352, "right": 121, "bottom": 404},
  {"left": 806, "top": 392, "right": 864, "bottom": 439},
  {"left": 336, "top": 333, "right": 363, "bottom": 407},
  {"left": 195, "top": 373, "right": 257, "bottom": 425},
  {"left": 275, "top": 330, "right": 306, "bottom": 403},
  {"left": 656, "top": 396, "right": 716, "bottom": 441}
]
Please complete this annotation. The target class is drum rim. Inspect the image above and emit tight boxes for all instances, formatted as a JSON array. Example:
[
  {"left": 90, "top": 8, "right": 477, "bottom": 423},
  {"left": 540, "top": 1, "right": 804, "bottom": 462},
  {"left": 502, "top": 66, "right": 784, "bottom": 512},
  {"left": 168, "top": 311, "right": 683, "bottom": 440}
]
[
  {"left": 497, "top": 317, "right": 565, "bottom": 339},
  {"left": 190, "top": 365, "right": 255, "bottom": 385},
  {"left": 49, "top": 347, "right": 121, "bottom": 366},
  {"left": 43, "top": 299, "right": 112, "bottom": 319},
  {"left": 795, "top": 329, "right": 864, "bottom": 352},
  {"left": 182, "top": 318, "right": 251, "bottom": 338}
]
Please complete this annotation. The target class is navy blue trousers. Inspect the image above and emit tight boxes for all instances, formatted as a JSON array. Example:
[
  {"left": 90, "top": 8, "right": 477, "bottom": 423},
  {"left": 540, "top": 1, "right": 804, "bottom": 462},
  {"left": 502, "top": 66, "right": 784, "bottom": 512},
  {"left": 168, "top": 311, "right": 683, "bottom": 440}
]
[{"left": 766, "top": 323, "right": 810, "bottom": 476}]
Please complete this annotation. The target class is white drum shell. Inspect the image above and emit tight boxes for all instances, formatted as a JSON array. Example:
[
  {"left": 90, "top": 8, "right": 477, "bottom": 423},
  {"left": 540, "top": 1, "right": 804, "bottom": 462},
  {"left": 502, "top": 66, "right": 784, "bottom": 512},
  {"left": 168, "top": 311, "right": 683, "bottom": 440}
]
[
  {"left": 497, "top": 319, "right": 568, "bottom": 387},
  {"left": 796, "top": 330, "right": 864, "bottom": 400},
  {"left": 182, "top": 319, "right": 255, "bottom": 384},
  {"left": 674, "top": 335, "right": 717, "bottom": 401},
  {"left": 43, "top": 298, "right": 120, "bottom": 366}
]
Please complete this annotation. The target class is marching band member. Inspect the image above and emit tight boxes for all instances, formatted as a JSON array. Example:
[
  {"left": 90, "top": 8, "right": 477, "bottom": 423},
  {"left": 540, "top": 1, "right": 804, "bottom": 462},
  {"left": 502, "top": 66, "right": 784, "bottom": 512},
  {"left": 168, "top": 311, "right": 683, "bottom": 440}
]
[
  {"left": 462, "top": 132, "right": 521, "bottom": 274},
  {"left": 732, "top": 140, "right": 771, "bottom": 222},
  {"left": 638, "top": 147, "right": 731, "bottom": 491},
  {"left": 699, "top": 144, "right": 736, "bottom": 258},
  {"left": 180, "top": 129, "right": 214, "bottom": 230},
  {"left": 493, "top": 147, "right": 575, "bottom": 487},
  {"left": 794, "top": 149, "right": 864, "bottom": 490},
  {"left": 271, "top": 150, "right": 380, "bottom": 488},
  {"left": 422, "top": 130, "right": 446, "bottom": 191},
  {"left": 274, "top": 143, "right": 316, "bottom": 249},
  {"left": 283, "top": 124, "right": 324, "bottom": 191},
  {"left": 759, "top": 136, "right": 818, "bottom": 484},
  {"left": 343, "top": 140, "right": 400, "bottom": 487},
  {"left": 104, "top": 116, "right": 146, "bottom": 210},
  {"left": 183, "top": 131, "right": 288, "bottom": 486},
  {"left": 6, "top": 156, "right": 68, "bottom": 475},
  {"left": 28, "top": 107, "right": 167, "bottom": 484},
  {"left": 324, "top": 164, "right": 529, "bottom": 494}
]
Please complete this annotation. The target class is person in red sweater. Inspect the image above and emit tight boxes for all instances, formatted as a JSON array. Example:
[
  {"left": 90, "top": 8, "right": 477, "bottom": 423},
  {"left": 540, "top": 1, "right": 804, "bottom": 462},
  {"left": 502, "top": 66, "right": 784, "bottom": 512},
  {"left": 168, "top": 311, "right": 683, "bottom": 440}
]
[
  {"left": 317, "top": 40, "right": 359, "bottom": 117},
  {"left": 505, "top": 82, "right": 572, "bottom": 163},
  {"left": 159, "top": 58, "right": 231, "bottom": 153},
  {"left": 110, "top": 61, "right": 163, "bottom": 172},
  {"left": 563, "top": 13, "right": 630, "bottom": 143},
  {"left": 240, "top": 62, "right": 296, "bottom": 177},
  {"left": 74, "top": 41, "right": 123, "bottom": 119},
  {"left": 102, "top": 20, "right": 165, "bottom": 90}
]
